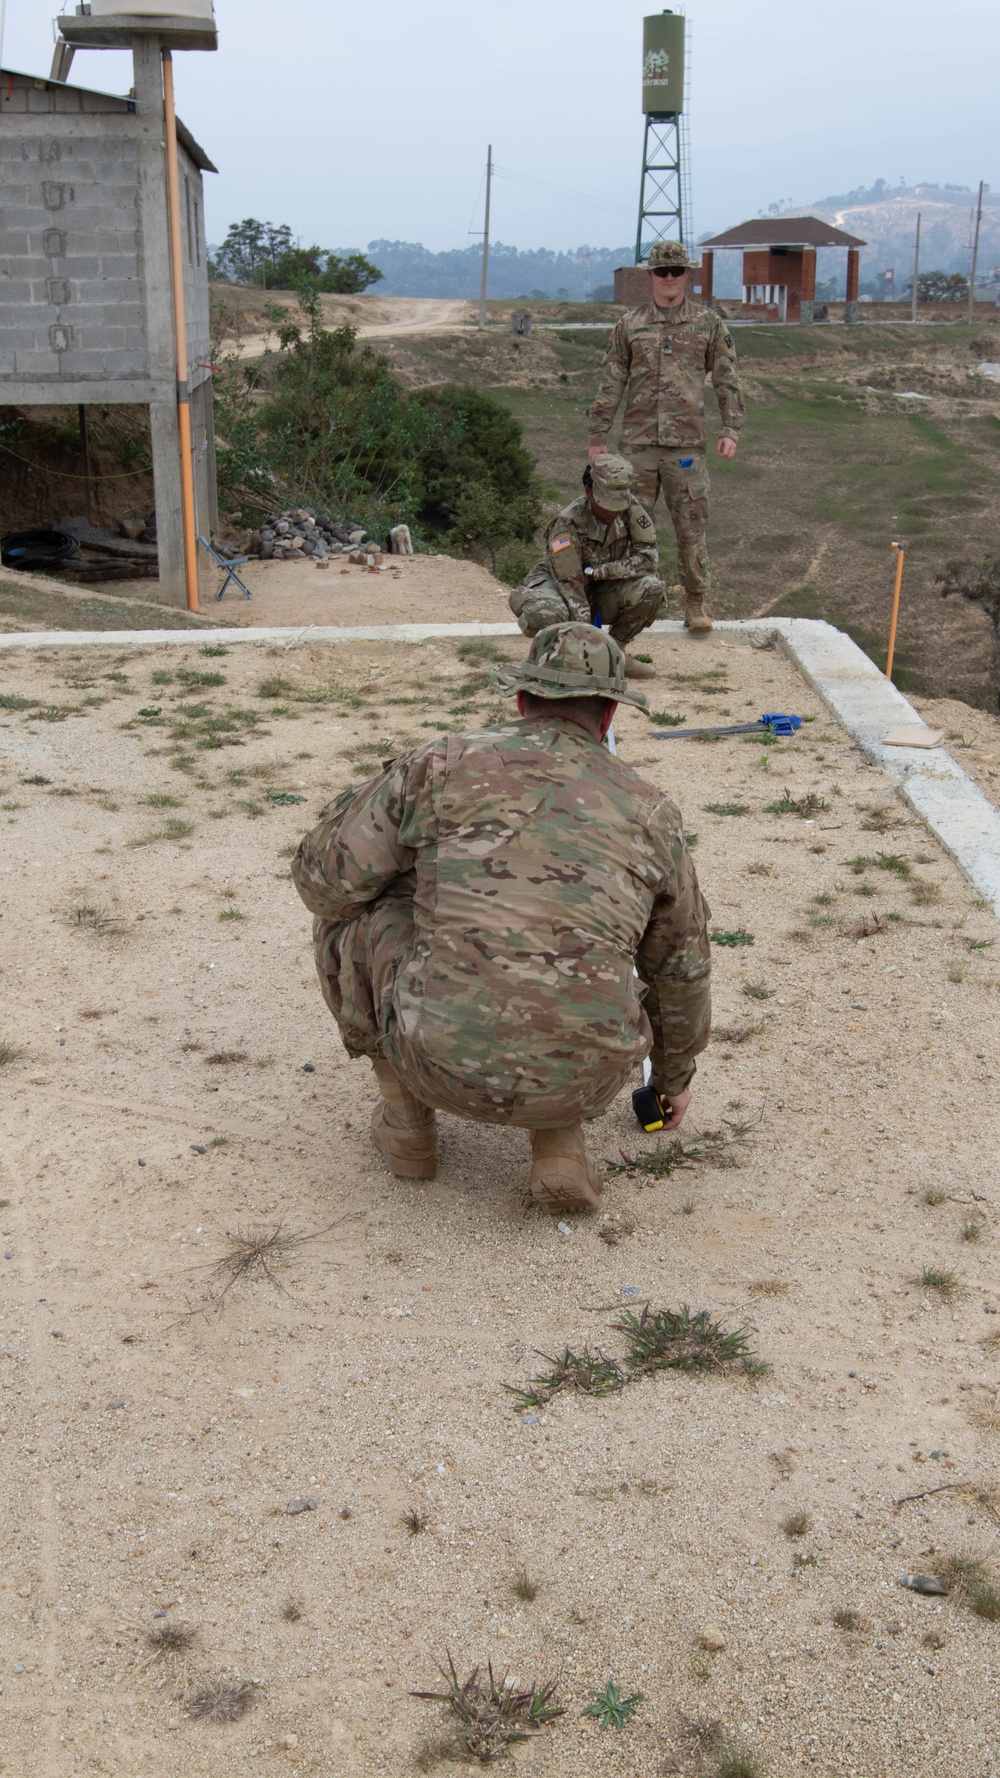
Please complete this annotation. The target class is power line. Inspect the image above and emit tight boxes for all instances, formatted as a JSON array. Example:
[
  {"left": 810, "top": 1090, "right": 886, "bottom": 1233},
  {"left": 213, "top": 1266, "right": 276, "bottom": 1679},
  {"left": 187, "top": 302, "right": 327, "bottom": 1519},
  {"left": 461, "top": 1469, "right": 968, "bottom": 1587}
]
[{"left": 492, "top": 163, "right": 632, "bottom": 221}]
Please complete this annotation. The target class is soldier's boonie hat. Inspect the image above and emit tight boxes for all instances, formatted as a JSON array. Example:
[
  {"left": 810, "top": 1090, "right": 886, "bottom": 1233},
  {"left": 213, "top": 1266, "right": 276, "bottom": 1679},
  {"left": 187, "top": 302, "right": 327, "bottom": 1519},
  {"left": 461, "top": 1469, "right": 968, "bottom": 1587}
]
[
  {"left": 590, "top": 452, "right": 633, "bottom": 511},
  {"left": 493, "top": 622, "right": 648, "bottom": 711},
  {"left": 647, "top": 239, "right": 697, "bottom": 271}
]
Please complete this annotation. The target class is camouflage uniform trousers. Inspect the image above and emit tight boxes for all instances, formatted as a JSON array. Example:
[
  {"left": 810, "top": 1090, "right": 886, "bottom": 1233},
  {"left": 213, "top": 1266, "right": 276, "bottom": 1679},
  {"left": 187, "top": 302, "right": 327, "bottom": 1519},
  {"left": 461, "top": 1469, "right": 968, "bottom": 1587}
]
[
  {"left": 510, "top": 569, "right": 666, "bottom": 650},
  {"left": 628, "top": 448, "right": 711, "bottom": 598},
  {"left": 311, "top": 874, "right": 637, "bottom": 1130}
]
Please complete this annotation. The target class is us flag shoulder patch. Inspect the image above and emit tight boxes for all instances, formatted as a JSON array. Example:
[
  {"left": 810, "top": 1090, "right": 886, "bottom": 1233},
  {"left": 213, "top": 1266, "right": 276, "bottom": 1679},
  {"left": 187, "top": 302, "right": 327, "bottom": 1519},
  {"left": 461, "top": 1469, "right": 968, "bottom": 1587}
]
[{"left": 550, "top": 533, "right": 573, "bottom": 552}]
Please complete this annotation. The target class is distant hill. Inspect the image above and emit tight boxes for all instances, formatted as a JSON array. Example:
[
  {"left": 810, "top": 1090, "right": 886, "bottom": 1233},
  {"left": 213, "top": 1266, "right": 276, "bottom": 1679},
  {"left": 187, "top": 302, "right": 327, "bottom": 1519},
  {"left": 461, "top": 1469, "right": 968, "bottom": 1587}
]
[
  {"left": 792, "top": 181, "right": 999, "bottom": 296},
  {"left": 335, "top": 240, "right": 632, "bottom": 303}
]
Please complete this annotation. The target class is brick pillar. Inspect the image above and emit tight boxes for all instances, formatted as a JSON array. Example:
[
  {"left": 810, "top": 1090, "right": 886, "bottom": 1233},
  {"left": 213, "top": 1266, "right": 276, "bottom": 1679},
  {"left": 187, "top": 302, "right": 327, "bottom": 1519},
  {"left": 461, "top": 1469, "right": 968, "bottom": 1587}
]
[
  {"left": 799, "top": 248, "right": 816, "bottom": 324},
  {"left": 844, "top": 247, "right": 860, "bottom": 324},
  {"left": 699, "top": 249, "right": 714, "bottom": 302}
]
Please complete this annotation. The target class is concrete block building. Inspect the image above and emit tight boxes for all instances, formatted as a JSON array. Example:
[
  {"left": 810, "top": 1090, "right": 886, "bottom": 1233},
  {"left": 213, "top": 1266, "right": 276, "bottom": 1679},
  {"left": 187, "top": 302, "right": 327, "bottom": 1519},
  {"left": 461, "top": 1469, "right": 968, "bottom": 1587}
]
[{"left": 0, "top": 6, "right": 219, "bottom": 604}]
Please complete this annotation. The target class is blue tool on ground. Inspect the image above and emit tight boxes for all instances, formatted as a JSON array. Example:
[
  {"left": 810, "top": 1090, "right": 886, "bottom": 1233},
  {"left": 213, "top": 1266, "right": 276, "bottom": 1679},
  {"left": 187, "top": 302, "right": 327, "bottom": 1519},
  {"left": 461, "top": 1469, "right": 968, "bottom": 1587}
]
[
  {"left": 199, "top": 533, "right": 252, "bottom": 601},
  {"left": 650, "top": 712, "right": 802, "bottom": 740}
]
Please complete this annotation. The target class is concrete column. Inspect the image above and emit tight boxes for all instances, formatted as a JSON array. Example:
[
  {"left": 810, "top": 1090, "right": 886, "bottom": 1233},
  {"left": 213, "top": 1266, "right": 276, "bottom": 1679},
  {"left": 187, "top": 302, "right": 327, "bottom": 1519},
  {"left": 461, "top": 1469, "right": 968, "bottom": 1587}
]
[
  {"left": 133, "top": 34, "right": 186, "bottom": 606},
  {"left": 799, "top": 248, "right": 816, "bottom": 325},
  {"left": 699, "top": 249, "right": 714, "bottom": 302},
  {"left": 844, "top": 247, "right": 860, "bottom": 324},
  {"left": 189, "top": 375, "right": 217, "bottom": 599}
]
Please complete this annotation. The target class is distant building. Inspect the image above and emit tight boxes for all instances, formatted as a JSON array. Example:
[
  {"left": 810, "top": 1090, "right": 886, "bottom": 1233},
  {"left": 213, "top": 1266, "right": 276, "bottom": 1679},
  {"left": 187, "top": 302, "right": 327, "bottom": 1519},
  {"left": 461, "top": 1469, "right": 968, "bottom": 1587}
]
[{"left": 699, "top": 216, "right": 867, "bottom": 323}]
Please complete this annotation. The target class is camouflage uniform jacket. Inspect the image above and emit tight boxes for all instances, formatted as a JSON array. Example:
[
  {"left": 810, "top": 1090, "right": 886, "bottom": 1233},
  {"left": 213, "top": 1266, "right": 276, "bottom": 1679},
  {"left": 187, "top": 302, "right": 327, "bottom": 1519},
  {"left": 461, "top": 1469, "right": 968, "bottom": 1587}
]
[
  {"left": 587, "top": 298, "right": 745, "bottom": 450},
  {"left": 534, "top": 492, "right": 658, "bottom": 595},
  {"left": 292, "top": 717, "right": 711, "bottom": 1104}
]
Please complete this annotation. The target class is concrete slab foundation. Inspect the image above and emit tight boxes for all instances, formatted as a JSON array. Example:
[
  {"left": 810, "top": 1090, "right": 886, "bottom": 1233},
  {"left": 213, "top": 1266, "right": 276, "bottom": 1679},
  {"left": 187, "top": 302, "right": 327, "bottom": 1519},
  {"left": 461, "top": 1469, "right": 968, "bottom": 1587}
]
[{"left": 2, "top": 615, "right": 999, "bottom": 915}]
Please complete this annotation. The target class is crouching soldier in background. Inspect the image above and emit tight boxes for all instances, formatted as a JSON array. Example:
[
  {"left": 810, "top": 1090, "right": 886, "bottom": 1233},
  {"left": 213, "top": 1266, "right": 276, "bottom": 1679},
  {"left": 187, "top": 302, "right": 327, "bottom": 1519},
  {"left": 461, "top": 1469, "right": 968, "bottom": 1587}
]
[{"left": 509, "top": 453, "right": 665, "bottom": 680}]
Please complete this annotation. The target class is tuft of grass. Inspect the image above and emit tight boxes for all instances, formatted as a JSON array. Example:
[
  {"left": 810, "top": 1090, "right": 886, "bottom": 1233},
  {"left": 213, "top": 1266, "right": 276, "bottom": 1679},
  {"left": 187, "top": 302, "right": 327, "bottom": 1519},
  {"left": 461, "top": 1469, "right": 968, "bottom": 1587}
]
[
  {"left": 847, "top": 852, "right": 912, "bottom": 878},
  {"left": 267, "top": 789, "right": 306, "bottom": 806},
  {"left": 860, "top": 802, "right": 904, "bottom": 833},
  {"left": 970, "top": 1581, "right": 1000, "bottom": 1622},
  {"left": 947, "top": 963, "right": 966, "bottom": 984},
  {"left": 792, "top": 1551, "right": 818, "bottom": 1570},
  {"left": 832, "top": 1607, "right": 864, "bottom": 1632},
  {"left": 582, "top": 1678, "right": 644, "bottom": 1733},
  {"left": 204, "top": 1049, "right": 248, "bottom": 1065},
  {"left": 939, "top": 1553, "right": 987, "bottom": 1597},
  {"left": 649, "top": 709, "right": 686, "bottom": 726},
  {"left": 746, "top": 861, "right": 773, "bottom": 876},
  {"left": 750, "top": 1278, "right": 789, "bottom": 1298},
  {"left": 256, "top": 675, "right": 296, "bottom": 698},
  {"left": 186, "top": 1675, "right": 258, "bottom": 1722},
  {"left": 209, "top": 1135, "right": 229, "bottom": 1149},
  {"left": 713, "top": 1021, "right": 766, "bottom": 1046},
  {"left": 742, "top": 980, "right": 775, "bottom": 1001},
  {"left": 507, "top": 1346, "right": 625, "bottom": 1410},
  {"left": 704, "top": 802, "right": 750, "bottom": 817},
  {"left": 910, "top": 878, "right": 942, "bottom": 906},
  {"left": 921, "top": 1187, "right": 949, "bottom": 1206},
  {"left": 513, "top": 1568, "right": 540, "bottom": 1603},
  {"left": 967, "top": 936, "right": 995, "bottom": 953},
  {"left": 280, "top": 1598, "right": 304, "bottom": 1623},
  {"left": 140, "top": 792, "right": 184, "bottom": 808},
  {"left": 454, "top": 638, "right": 511, "bottom": 665},
  {"left": 201, "top": 645, "right": 228, "bottom": 657},
  {"left": 402, "top": 1508, "right": 430, "bottom": 1536},
  {"left": 147, "top": 1619, "right": 197, "bottom": 1656},
  {"left": 217, "top": 908, "right": 247, "bottom": 922},
  {"left": 615, "top": 1304, "right": 753, "bottom": 1376},
  {"left": 781, "top": 1510, "right": 811, "bottom": 1540},
  {"left": 917, "top": 1266, "right": 960, "bottom": 1296},
  {"left": 128, "top": 817, "right": 194, "bottom": 847},
  {"left": 961, "top": 1220, "right": 983, "bottom": 1242},
  {"left": 413, "top": 1654, "right": 563, "bottom": 1761},
  {"left": 713, "top": 1736, "right": 766, "bottom": 1778},
  {"left": 711, "top": 929, "right": 754, "bottom": 947},
  {"left": 65, "top": 902, "right": 127, "bottom": 938},
  {"left": 765, "top": 788, "right": 829, "bottom": 818},
  {"left": 0, "top": 1040, "right": 26, "bottom": 1067}
]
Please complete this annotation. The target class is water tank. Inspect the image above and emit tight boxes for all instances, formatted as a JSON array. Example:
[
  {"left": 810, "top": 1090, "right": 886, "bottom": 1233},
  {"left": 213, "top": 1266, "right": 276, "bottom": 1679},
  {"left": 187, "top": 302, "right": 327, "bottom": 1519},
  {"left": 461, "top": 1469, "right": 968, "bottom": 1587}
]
[
  {"left": 642, "top": 11, "right": 685, "bottom": 115},
  {"left": 89, "top": 0, "right": 215, "bottom": 16}
]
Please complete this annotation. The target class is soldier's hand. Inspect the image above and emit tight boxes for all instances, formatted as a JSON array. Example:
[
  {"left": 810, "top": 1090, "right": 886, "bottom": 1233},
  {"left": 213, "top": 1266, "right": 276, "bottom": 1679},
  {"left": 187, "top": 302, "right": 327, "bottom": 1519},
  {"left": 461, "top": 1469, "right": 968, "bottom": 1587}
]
[
  {"left": 660, "top": 1088, "right": 691, "bottom": 1130},
  {"left": 588, "top": 442, "right": 607, "bottom": 462},
  {"left": 717, "top": 436, "right": 738, "bottom": 460}
]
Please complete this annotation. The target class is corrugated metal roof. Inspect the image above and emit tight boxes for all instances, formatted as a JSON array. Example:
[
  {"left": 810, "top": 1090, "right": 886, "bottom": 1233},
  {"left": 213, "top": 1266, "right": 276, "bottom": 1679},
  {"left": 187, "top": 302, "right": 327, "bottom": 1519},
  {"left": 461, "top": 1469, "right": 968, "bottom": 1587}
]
[{"left": 702, "top": 216, "right": 866, "bottom": 249}]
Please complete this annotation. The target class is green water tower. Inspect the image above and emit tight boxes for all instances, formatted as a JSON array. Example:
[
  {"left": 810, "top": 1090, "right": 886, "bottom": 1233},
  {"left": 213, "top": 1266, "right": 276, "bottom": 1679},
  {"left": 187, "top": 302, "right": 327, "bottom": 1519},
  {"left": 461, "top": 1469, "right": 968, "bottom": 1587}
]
[{"left": 635, "top": 11, "right": 691, "bottom": 263}]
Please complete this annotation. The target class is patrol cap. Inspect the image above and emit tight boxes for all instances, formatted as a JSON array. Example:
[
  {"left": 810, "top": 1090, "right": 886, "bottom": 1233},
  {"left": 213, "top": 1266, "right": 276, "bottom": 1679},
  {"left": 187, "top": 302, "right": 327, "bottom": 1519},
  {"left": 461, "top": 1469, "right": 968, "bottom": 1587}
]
[
  {"left": 647, "top": 239, "right": 697, "bottom": 271},
  {"left": 493, "top": 622, "right": 648, "bottom": 711},
  {"left": 589, "top": 452, "right": 633, "bottom": 511}
]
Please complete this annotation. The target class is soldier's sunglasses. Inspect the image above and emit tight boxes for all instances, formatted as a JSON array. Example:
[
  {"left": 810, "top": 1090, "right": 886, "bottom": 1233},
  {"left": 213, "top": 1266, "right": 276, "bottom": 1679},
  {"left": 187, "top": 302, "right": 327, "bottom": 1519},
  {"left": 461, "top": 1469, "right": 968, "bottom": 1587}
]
[{"left": 652, "top": 267, "right": 687, "bottom": 279}]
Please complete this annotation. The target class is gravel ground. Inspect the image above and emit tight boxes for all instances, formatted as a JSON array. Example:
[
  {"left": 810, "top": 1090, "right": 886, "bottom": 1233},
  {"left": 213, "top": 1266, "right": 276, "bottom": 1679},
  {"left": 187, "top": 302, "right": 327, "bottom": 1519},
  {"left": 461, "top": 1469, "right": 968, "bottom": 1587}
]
[{"left": 0, "top": 629, "right": 998, "bottom": 1778}]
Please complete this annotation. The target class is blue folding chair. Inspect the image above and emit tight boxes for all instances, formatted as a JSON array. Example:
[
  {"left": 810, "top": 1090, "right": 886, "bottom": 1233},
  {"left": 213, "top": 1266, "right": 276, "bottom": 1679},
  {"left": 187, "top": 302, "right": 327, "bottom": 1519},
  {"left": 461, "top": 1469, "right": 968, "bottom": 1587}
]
[{"left": 199, "top": 534, "right": 252, "bottom": 601}]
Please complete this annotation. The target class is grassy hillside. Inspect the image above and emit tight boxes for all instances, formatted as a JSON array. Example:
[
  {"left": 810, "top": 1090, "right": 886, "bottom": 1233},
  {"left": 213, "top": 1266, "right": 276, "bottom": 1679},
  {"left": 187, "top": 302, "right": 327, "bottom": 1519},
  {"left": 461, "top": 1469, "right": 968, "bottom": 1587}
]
[{"left": 380, "top": 319, "right": 1000, "bottom": 706}]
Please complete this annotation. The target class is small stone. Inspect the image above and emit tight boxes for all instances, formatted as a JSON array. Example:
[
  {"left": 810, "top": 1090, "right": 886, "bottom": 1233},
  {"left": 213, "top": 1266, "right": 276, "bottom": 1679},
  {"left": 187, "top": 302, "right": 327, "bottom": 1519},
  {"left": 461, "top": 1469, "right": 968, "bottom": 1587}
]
[
  {"left": 106, "top": 1398, "right": 125, "bottom": 1411},
  {"left": 555, "top": 1221, "right": 573, "bottom": 1236},
  {"left": 281, "top": 1735, "right": 299, "bottom": 1750},
  {"left": 695, "top": 1622, "right": 727, "bottom": 1652},
  {"left": 12, "top": 1664, "right": 25, "bottom": 1673},
  {"left": 886, "top": 1621, "right": 903, "bottom": 1635},
  {"left": 17, "top": 1585, "right": 31, "bottom": 1598},
  {"left": 285, "top": 1497, "right": 317, "bottom": 1515},
  {"left": 3, "top": 1252, "right": 11, "bottom": 1260},
  {"left": 190, "top": 1144, "right": 206, "bottom": 1154},
  {"left": 901, "top": 1573, "right": 948, "bottom": 1596},
  {"left": 137, "top": 1159, "right": 146, "bottom": 1167}
]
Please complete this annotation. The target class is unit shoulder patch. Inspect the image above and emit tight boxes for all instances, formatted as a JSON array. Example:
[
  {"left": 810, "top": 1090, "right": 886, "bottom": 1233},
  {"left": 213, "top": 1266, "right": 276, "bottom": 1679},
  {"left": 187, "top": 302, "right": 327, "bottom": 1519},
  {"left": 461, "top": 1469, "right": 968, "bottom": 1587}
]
[
  {"left": 724, "top": 331, "right": 734, "bottom": 349},
  {"left": 635, "top": 514, "right": 652, "bottom": 529},
  {"left": 550, "top": 533, "right": 573, "bottom": 553}
]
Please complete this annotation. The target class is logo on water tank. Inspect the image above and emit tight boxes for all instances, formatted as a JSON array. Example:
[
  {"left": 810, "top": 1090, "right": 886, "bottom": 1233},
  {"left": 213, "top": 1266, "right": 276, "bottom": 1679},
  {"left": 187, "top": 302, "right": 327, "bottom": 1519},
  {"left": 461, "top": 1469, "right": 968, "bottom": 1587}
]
[{"left": 643, "top": 48, "right": 671, "bottom": 86}]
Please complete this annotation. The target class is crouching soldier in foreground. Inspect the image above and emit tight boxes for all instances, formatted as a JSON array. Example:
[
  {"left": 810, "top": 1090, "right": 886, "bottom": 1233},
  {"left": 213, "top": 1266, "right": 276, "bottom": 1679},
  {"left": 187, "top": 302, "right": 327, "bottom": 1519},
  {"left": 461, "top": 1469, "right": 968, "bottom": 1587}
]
[
  {"left": 291, "top": 624, "right": 711, "bottom": 1216},
  {"left": 509, "top": 453, "right": 665, "bottom": 680}
]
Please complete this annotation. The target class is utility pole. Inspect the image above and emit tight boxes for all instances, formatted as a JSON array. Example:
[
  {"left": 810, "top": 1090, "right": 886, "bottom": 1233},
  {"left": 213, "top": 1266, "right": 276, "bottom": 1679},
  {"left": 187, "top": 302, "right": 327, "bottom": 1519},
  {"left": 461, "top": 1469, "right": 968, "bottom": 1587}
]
[
  {"left": 910, "top": 211, "right": 921, "bottom": 322},
  {"left": 967, "top": 180, "right": 984, "bottom": 325},
  {"left": 478, "top": 145, "right": 492, "bottom": 332}
]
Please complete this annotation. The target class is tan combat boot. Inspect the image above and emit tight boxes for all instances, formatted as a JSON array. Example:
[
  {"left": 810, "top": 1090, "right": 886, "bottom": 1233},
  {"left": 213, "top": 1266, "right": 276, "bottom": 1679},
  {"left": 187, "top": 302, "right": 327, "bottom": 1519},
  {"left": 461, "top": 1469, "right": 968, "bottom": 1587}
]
[
  {"left": 528, "top": 1124, "right": 603, "bottom": 1215},
  {"left": 623, "top": 654, "right": 656, "bottom": 680},
  {"left": 683, "top": 593, "right": 713, "bottom": 634},
  {"left": 371, "top": 1058, "right": 437, "bottom": 1179}
]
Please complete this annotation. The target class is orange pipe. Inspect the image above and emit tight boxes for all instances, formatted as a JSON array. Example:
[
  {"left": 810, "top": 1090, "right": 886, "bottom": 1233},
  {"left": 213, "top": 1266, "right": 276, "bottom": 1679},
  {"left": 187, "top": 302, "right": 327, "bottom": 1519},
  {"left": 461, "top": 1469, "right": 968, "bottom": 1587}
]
[
  {"left": 885, "top": 543, "right": 905, "bottom": 682},
  {"left": 161, "top": 50, "right": 199, "bottom": 613}
]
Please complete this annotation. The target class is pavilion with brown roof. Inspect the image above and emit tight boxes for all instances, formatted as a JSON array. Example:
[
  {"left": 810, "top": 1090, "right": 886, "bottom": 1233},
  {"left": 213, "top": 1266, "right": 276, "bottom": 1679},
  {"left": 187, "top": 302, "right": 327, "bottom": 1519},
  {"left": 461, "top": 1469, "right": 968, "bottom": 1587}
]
[{"left": 699, "top": 216, "right": 867, "bottom": 324}]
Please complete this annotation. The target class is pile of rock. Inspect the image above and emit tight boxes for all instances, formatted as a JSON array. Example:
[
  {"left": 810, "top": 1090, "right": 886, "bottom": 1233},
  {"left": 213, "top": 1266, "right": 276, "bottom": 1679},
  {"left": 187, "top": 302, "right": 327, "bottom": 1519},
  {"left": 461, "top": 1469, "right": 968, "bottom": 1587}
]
[{"left": 247, "top": 508, "right": 372, "bottom": 563}]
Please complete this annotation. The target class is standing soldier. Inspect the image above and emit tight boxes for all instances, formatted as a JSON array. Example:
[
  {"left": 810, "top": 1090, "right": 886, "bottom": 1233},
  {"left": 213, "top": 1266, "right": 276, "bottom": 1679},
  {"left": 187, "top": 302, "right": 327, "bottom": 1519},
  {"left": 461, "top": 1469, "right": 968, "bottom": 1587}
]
[
  {"left": 509, "top": 453, "right": 664, "bottom": 680},
  {"left": 587, "top": 240, "right": 744, "bottom": 634},
  {"left": 291, "top": 624, "right": 711, "bottom": 1216}
]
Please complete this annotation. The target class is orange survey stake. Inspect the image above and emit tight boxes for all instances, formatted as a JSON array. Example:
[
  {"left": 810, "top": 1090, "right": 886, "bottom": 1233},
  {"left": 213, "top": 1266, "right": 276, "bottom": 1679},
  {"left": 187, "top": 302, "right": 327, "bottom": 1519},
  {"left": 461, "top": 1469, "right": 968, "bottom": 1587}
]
[{"left": 885, "top": 539, "right": 907, "bottom": 683}]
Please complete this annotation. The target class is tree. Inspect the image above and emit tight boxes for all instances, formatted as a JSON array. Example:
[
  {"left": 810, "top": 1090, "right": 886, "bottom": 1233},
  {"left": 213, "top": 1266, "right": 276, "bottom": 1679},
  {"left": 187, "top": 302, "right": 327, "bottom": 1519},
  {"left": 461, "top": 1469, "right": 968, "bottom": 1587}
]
[
  {"left": 318, "top": 252, "right": 383, "bottom": 295},
  {"left": 917, "top": 271, "right": 969, "bottom": 303},
  {"left": 411, "top": 384, "right": 541, "bottom": 544},
  {"left": 937, "top": 556, "right": 1000, "bottom": 706},
  {"left": 209, "top": 220, "right": 381, "bottom": 293},
  {"left": 212, "top": 217, "right": 293, "bottom": 283}
]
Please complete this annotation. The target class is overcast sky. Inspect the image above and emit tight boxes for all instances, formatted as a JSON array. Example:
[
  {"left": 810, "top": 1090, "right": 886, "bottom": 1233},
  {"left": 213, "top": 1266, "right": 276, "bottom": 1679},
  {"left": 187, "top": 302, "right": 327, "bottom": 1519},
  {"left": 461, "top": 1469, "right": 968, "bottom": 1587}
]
[{"left": 4, "top": 0, "right": 997, "bottom": 251}]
